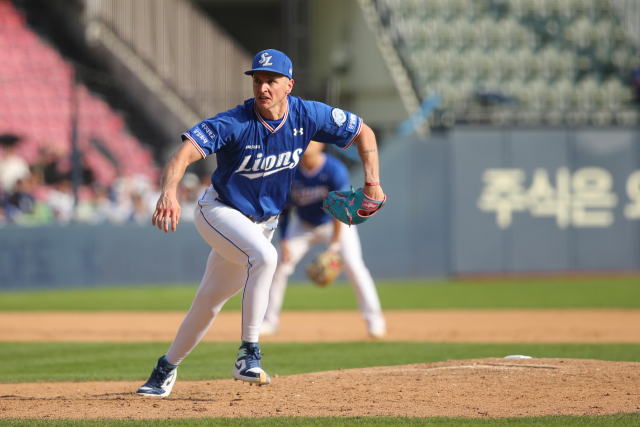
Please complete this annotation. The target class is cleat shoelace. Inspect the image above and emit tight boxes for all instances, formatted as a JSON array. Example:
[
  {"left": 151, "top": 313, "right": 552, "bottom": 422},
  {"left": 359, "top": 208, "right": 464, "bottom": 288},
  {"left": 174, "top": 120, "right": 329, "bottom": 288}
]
[
  {"left": 243, "top": 346, "right": 263, "bottom": 370},
  {"left": 146, "top": 366, "right": 173, "bottom": 388}
]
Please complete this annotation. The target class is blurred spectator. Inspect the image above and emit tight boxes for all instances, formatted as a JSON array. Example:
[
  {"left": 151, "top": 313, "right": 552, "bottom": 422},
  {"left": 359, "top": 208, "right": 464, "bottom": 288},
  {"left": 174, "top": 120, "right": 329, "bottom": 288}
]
[
  {"left": 130, "top": 193, "right": 148, "bottom": 224},
  {"left": 46, "top": 179, "right": 75, "bottom": 224},
  {"left": 80, "top": 157, "right": 95, "bottom": 186},
  {"left": 91, "top": 183, "right": 115, "bottom": 224},
  {"left": 109, "top": 175, "right": 135, "bottom": 223},
  {"left": 177, "top": 172, "right": 202, "bottom": 223},
  {"left": 5, "top": 176, "right": 35, "bottom": 220},
  {"left": 0, "top": 134, "right": 30, "bottom": 194},
  {"left": 127, "top": 174, "right": 155, "bottom": 225},
  {"left": 32, "top": 145, "right": 67, "bottom": 185},
  {"left": 3, "top": 170, "right": 54, "bottom": 226},
  {"left": 73, "top": 185, "right": 98, "bottom": 224},
  {"left": 0, "top": 137, "right": 168, "bottom": 227},
  {"left": 137, "top": 175, "right": 160, "bottom": 221},
  {"left": 106, "top": 174, "right": 159, "bottom": 224}
]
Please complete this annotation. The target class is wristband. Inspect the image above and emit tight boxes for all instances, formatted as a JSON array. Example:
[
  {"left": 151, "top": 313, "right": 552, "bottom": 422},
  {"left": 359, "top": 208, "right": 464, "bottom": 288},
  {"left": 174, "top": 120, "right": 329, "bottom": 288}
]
[{"left": 365, "top": 182, "right": 380, "bottom": 187}]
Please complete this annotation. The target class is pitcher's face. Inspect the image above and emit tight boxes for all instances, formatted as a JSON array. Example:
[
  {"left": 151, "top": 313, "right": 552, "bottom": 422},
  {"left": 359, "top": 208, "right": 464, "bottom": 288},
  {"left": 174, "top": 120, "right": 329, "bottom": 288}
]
[{"left": 252, "top": 71, "right": 293, "bottom": 116}]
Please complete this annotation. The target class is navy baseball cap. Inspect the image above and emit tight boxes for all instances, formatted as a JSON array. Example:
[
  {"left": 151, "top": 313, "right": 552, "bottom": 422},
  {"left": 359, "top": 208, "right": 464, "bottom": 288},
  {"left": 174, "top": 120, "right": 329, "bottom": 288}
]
[{"left": 245, "top": 49, "right": 293, "bottom": 79}]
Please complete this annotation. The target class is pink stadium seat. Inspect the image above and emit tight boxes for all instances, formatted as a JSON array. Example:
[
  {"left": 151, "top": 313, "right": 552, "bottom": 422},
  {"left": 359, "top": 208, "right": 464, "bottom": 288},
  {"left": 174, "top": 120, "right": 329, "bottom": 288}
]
[{"left": 0, "top": 0, "right": 158, "bottom": 186}]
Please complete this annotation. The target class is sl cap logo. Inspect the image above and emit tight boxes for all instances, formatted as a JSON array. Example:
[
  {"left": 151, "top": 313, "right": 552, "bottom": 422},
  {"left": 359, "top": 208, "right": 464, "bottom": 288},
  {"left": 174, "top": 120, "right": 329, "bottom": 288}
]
[{"left": 259, "top": 52, "right": 273, "bottom": 66}]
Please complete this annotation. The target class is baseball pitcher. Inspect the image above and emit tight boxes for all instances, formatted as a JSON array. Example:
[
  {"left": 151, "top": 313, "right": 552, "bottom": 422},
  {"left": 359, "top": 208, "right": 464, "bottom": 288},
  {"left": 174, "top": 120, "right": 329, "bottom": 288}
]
[{"left": 137, "top": 49, "right": 385, "bottom": 397}]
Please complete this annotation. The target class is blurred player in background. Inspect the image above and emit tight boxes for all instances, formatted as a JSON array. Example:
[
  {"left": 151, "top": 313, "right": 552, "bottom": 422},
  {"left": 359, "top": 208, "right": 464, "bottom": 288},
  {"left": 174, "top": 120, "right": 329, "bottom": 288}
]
[
  {"left": 261, "top": 141, "right": 386, "bottom": 338},
  {"left": 137, "top": 49, "right": 385, "bottom": 397}
]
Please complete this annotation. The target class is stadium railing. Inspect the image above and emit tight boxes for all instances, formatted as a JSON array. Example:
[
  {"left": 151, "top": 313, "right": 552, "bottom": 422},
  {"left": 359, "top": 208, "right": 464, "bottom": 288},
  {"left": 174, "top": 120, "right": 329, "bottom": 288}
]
[{"left": 81, "top": 0, "right": 252, "bottom": 126}]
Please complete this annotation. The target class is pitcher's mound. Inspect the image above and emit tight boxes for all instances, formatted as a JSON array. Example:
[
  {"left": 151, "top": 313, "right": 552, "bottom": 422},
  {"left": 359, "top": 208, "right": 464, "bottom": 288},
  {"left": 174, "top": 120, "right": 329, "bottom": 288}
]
[{"left": 1, "top": 358, "right": 639, "bottom": 419}]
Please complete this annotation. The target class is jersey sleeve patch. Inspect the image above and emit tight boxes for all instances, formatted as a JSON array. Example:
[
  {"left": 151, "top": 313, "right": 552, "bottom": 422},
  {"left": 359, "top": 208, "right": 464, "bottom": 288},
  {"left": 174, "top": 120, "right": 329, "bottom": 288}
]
[
  {"left": 182, "top": 119, "right": 225, "bottom": 158},
  {"left": 310, "top": 101, "right": 364, "bottom": 150},
  {"left": 331, "top": 108, "right": 347, "bottom": 127},
  {"left": 199, "top": 123, "right": 217, "bottom": 142},
  {"left": 346, "top": 113, "right": 358, "bottom": 132}
]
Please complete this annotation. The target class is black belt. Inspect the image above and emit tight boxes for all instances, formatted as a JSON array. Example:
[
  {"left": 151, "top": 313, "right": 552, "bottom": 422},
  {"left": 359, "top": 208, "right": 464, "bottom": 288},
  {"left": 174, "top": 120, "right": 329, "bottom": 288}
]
[
  {"left": 215, "top": 198, "right": 278, "bottom": 224},
  {"left": 245, "top": 214, "right": 279, "bottom": 224}
]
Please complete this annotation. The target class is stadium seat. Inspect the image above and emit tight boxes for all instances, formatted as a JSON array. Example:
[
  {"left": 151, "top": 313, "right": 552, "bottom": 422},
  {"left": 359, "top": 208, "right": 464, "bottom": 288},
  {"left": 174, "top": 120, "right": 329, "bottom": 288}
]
[
  {"left": 384, "top": 0, "right": 637, "bottom": 119},
  {"left": 0, "top": 1, "right": 157, "bottom": 186}
]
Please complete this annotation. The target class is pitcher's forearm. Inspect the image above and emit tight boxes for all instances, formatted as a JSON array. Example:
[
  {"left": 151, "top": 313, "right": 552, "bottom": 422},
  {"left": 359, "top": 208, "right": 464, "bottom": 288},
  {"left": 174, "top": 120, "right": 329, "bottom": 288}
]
[
  {"left": 161, "top": 140, "right": 204, "bottom": 196},
  {"left": 355, "top": 124, "right": 380, "bottom": 184},
  {"left": 160, "top": 155, "right": 187, "bottom": 196}
]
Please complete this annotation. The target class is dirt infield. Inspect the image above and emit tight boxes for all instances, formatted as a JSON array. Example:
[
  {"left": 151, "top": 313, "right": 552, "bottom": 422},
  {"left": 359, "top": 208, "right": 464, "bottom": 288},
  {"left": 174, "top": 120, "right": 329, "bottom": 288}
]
[
  {"left": 3, "top": 309, "right": 640, "bottom": 343},
  {"left": 3, "top": 310, "right": 640, "bottom": 419},
  {"left": 1, "top": 358, "right": 639, "bottom": 419}
]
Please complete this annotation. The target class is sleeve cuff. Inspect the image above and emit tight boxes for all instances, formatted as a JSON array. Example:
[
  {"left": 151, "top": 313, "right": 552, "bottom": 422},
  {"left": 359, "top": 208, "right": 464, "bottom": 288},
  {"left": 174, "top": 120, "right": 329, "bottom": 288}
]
[
  {"left": 183, "top": 133, "right": 207, "bottom": 159},
  {"left": 342, "top": 118, "right": 363, "bottom": 150}
]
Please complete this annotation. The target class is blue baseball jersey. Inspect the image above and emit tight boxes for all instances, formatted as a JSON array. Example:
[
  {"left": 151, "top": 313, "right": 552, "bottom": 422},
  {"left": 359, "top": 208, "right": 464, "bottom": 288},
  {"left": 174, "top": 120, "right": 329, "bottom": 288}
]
[
  {"left": 289, "top": 153, "right": 350, "bottom": 227},
  {"left": 182, "top": 95, "right": 363, "bottom": 218}
]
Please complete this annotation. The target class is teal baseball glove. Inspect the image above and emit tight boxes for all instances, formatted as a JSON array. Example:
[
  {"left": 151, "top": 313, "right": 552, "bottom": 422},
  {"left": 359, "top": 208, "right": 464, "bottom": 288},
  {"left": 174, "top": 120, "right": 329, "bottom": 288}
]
[{"left": 322, "top": 186, "right": 386, "bottom": 226}]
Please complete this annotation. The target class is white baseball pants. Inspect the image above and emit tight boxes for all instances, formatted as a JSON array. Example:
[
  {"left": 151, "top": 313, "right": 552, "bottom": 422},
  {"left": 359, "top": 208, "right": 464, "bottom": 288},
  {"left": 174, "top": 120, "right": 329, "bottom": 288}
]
[
  {"left": 165, "top": 186, "right": 278, "bottom": 366},
  {"left": 264, "top": 214, "right": 386, "bottom": 333}
]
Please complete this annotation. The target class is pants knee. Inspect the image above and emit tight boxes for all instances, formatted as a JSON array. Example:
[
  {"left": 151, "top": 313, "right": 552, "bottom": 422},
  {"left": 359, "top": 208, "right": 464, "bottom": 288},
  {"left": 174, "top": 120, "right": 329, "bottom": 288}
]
[
  {"left": 250, "top": 244, "right": 278, "bottom": 271},
  {"left": 276, "top": 260, "right": 295, "bottom": 277}
]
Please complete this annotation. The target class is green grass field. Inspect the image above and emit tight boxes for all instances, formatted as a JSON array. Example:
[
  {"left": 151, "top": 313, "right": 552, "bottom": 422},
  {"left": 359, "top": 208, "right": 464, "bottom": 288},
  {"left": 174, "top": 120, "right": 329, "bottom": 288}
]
[
  {"left": 1, "top": 276, "right": 640, "bottom": 311},
  {"left": 2, "top": 277, "right": 640, "bottom": 426},
  {"left": 1, "top": 341, "right": 640, "bottom": 384}
]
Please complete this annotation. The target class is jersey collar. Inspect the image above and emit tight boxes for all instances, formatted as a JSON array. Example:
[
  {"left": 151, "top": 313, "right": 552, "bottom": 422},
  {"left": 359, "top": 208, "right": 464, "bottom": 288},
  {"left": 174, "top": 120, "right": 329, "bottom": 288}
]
[{"left": 254, "top": 97, "right": 289, "bottom": 133}]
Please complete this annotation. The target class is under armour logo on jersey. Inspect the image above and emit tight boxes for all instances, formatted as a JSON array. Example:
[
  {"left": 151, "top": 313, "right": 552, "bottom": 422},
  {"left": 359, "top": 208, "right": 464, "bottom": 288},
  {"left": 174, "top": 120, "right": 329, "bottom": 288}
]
[
  {"left": 293, "top": 128, "right": 304, "bottom": 136},
  {"left": 259, "top": 52, "right": 273, "bottom": 66}
]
